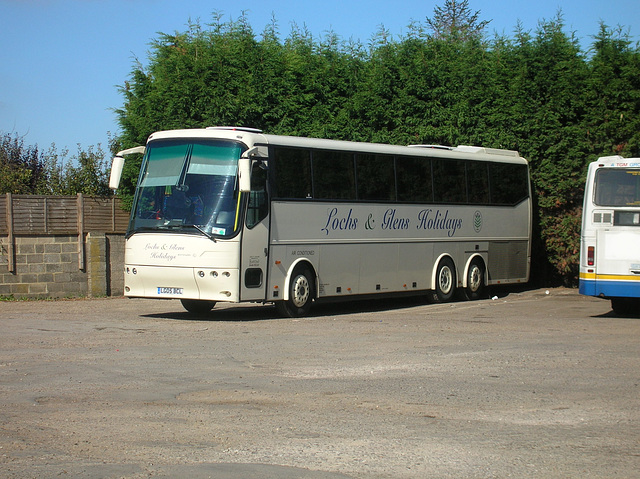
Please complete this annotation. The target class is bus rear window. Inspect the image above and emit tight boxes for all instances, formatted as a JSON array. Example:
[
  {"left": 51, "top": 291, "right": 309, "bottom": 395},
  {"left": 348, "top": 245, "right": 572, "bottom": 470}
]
[{"left": 595, "top": 169, "right": 640, "bottom": 206}]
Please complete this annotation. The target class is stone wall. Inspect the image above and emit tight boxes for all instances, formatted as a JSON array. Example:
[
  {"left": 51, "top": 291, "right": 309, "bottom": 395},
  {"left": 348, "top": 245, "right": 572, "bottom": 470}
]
[
  {"left": 106, "top": 234, "right": 125, "bottom": 297},
  {"left": 0, "top": 194, "right": 129, "bottom": 299},
  {"left": 0, "top": 233, "right": 125, "bottom": 299}
]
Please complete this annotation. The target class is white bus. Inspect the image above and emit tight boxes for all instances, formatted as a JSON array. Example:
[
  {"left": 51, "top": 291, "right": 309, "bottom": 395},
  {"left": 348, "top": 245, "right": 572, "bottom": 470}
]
[
  {"left": 110, "top": 127, "right": 532, "bottom": 317},
  {"left": 579, "top": 156, "right": 640, "bottom": 314}
]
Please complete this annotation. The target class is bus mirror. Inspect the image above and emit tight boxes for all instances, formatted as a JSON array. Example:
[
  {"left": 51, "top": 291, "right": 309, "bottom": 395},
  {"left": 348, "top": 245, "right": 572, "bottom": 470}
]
[
  {"left": 238, "top": 157, "right": 251, "bottom": 192},
  {"left": 109, "top": 146, "right": 145, "bottom": 190},
  {"left": 239, "top": 147, "right": 260, "bottom": 192},
  {"left": 109, "top": 156, "right": 125, "bottom": 190}
]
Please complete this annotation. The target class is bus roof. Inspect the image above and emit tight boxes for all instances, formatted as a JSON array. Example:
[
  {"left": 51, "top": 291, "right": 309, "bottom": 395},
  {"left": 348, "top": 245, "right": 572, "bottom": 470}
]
[
  {"left": 146, "top": 127, "right": 528, "bottom": 165},
  {"left": 591, "top": 156, "right": 640, "bottom": 168}
]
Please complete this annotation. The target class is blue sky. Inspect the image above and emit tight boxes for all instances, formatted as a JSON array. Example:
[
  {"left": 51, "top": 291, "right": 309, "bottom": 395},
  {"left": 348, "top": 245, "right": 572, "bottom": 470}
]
[{"left": 1, "top": 0, "right": 638, "bottom": 154}]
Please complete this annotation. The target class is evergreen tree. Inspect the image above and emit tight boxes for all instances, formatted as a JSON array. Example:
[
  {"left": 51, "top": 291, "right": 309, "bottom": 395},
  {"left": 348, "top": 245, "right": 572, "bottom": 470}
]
[
  {"left": 586, "top": 23, "right": 640, "bottom": 157},
  {"left": 112, "top": 5, "right": 639, "bottom": 285},
  {"left": 425, "top": 0, "right": 490, "bottom": 41}
]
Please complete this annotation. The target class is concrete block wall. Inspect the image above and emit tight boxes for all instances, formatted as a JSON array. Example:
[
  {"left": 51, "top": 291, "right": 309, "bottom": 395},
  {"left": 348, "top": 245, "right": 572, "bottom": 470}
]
[
  {"left": 0, "top": 233, "right": 125, "bottom": 299},
  {"left": 107, "top": 234, "right": 125, "bottom": 297}
]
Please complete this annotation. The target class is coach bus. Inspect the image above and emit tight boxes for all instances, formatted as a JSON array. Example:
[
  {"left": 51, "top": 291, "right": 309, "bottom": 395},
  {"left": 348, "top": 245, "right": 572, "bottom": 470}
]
[
  {"left": 109, "top": 127, "right": 531, "bottom": 317},
  {"left": 579, "top": 156, "right": 640, "bottom": 314}
]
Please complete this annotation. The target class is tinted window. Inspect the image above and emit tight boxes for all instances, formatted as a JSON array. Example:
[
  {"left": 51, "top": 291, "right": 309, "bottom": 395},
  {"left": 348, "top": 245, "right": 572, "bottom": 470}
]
[
  {"left": 140, "top": 142, "right": 188, "bottom": 187},
  {"left": 396, "top": 156, "right": 432, "bottom": 202},
  {"left": 272, "top": 144, "right": 529, "bottom": 207},
  {"left": 312, "top": 150, "right": 356, "bottom": 200},
  {"left": 489, "top": 163, "right": 529, "bottom": 205},
  {"left": 246, "top": 163, "right": 268, "bottom": 228},
  {"left": 273, "top": 147, "right": 312, "bottom": 199},
  {"left": 467, "top": 161, "right": 490, "bottom": 204},
  {"left": 356, "top": 154, "right": 396, "bottom": 201},
  {"left": 433, "top": 158, "right": 467, "bottom": 203}
]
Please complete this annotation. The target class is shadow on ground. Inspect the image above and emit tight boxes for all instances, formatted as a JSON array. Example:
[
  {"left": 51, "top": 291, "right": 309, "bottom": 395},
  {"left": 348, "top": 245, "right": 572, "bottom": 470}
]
[{"left": 141, "top": 284, "right": 542, "bottom": 322}]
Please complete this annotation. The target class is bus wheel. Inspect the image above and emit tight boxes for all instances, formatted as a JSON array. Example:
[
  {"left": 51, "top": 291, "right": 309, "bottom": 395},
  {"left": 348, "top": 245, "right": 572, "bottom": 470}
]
[
  {"left": 430, "top": 257, "right": 456, "bottom": 303},
  {"left": 611, "top": 298, "right": 636, "bottom": 315},
  {"left": 463, "top": 258, "right": 485, "bottom": 301},
  {"left": 181, "top": 299, "right": 216, "bottom": 314},
  {"left": 276, "top": 266, "right": 315, "bottom": 318}
]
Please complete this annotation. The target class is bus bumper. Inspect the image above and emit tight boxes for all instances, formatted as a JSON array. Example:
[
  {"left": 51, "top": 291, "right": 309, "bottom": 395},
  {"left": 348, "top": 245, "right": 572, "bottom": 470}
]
[
  {"left": 124, "top": 264, "right": 240, "bottom": 302},
  {"left": 579, "top": 274, "right": 640, "bottom": 299}
]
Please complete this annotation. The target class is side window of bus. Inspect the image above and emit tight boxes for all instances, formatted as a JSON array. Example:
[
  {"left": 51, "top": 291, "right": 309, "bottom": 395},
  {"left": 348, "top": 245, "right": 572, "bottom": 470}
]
[
  {"left": 397, "top": 156, "right": 432, "bottom": 203},
  {"left": 313, "top": 150, "right": 356, "bottom": 200},
  {"left": 467, "top": 161, "right": 490, "bottom": 204},
  {"left": 246, "top": 162, "right": 268, "bottom": 229},
  {"left": 433, "top": 158, "right": 467, "bottom": 204},
  {"left": 356, "top": 154, "right": 396, "bottom": 201},
  {"left": 273, "top": 147, "right": 312, "bottom": 199},
  {"left": 490, "top": 163, "right": 529, "bottom": 205}
]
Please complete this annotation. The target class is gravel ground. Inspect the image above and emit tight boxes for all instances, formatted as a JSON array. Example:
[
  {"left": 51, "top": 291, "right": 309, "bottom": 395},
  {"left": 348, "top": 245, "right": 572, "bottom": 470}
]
[{"left": 0, "top": 287, "right": 638, "bottom": 478}]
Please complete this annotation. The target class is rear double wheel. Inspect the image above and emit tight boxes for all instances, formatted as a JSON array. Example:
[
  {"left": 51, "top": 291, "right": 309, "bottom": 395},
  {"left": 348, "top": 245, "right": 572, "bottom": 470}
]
[
  {"left": 463, "top": 258, "right": 486, "bottom": 300},
  {"left": 276, "top": 266, "right": 315, "bottom": 318}
]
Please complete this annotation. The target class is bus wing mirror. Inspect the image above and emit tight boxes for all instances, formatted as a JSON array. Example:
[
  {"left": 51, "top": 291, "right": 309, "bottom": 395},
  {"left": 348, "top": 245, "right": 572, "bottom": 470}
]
[
  {"left": 109, "top": 156, "right": 125, "bottom": 190},
  {"left": 109, "top": 146, "right": 145, "bottom": 190},
  {"left": 239, "top": 146, "right": 260, "bottom": 193},
  {"left": 238, "top": 157, "right": 251, "bottom": 192}
]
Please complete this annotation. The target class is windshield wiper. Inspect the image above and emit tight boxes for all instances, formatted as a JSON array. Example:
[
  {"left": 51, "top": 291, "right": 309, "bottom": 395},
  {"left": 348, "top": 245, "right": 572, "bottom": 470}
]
[
  {"left": 137, "top": 222, "right": 217, "bottom": 241},
  {"left": 185, "top": 224, "right": 216, "bottom": 241}
]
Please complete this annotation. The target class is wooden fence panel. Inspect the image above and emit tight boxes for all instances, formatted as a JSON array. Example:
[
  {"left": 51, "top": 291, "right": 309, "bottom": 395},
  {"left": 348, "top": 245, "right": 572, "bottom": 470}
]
[
  {"left": 1, "top": 194, "right": 130, "bottom": 235},
  {"left": 48, "top": 197, "right": 79, "bottom": 233},
  {"left": 0, "top": 196, "right": 6, "bottom": 233},
  {"left": 85, "top": 196, "right": 112, "bottom": 231},
  {"left": 12, "top": 196, "right": 46, "bottom": 233}
]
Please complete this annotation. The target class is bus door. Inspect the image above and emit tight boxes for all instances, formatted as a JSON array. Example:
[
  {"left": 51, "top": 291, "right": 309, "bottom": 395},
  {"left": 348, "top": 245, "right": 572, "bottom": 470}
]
[{"left": 240, "top": 162, "right": 270, "bottom": 301}]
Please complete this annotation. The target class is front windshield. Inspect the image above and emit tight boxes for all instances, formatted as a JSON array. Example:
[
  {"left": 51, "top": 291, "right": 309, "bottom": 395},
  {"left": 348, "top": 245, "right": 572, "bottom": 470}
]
[{"left": 129, "top": 139, "right": 245, "bottom": 237}]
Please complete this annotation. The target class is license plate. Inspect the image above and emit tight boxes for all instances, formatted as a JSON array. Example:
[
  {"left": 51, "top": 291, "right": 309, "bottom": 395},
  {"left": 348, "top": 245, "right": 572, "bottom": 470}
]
[{"left": 157, "top": 287, "right": 183, "bottom": 295}]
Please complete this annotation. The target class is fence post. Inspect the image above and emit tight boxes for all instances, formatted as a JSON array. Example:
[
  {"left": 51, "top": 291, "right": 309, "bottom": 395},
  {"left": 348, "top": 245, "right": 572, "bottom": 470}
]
[
  {"left": 44, "top": 197, "right": 48, "bottom": 233},
  {"left": 112, "top": 197, "right": 116, "bottom": 232},
  {"left": 6, "top": 193, "right": 15, "bottom": 273},
  {"left": 77, "top": 193, "right": 85, "bottom": 271},
  {"left": 86, "top": 232, "right": 108, "bottom": 297}
]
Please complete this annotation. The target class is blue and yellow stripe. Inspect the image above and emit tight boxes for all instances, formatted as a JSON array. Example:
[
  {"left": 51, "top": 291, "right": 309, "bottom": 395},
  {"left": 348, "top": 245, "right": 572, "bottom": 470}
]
[{"left": 579, "top": 272, "right": 640, "bottom": 298}]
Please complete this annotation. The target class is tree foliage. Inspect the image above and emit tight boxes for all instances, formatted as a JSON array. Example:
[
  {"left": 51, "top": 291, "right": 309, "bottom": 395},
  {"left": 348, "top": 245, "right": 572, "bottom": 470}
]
[
  {"left": 426, "top": 0, "right": 491, "bottom": 41},
  {"left": 0, "top": 132, "right": 111, "bottom": 196},
  {"left": 111, "top": 3, "right": 640, "bottom": 285},
  {"left": 0, "top": 133, "right": 45, "bottom": 194}
]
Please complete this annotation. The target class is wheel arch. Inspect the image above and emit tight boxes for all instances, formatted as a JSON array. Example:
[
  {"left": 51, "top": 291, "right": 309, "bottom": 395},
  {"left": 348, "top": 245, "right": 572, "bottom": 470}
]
[
  {"left": 282, "top": 258, "right": 318, "bottom": 302},
  {"left": 462, "top": 254, "right": 487, "bottom": 289},
  {"left": 430, "top": 253, "right": 456, "bottom": 291}
]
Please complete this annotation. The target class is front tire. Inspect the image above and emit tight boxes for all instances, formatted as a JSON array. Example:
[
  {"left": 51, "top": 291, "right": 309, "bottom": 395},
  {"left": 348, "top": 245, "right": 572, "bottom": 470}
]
[
  {"left": 181, "top": 299, "right": 216, "bottom": 314},
  {"left": 276, "top": 266, "right": 315, "bottom": 318},
  {"left": 430, "top": 257, "right": 457, "bottom": 303}
]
